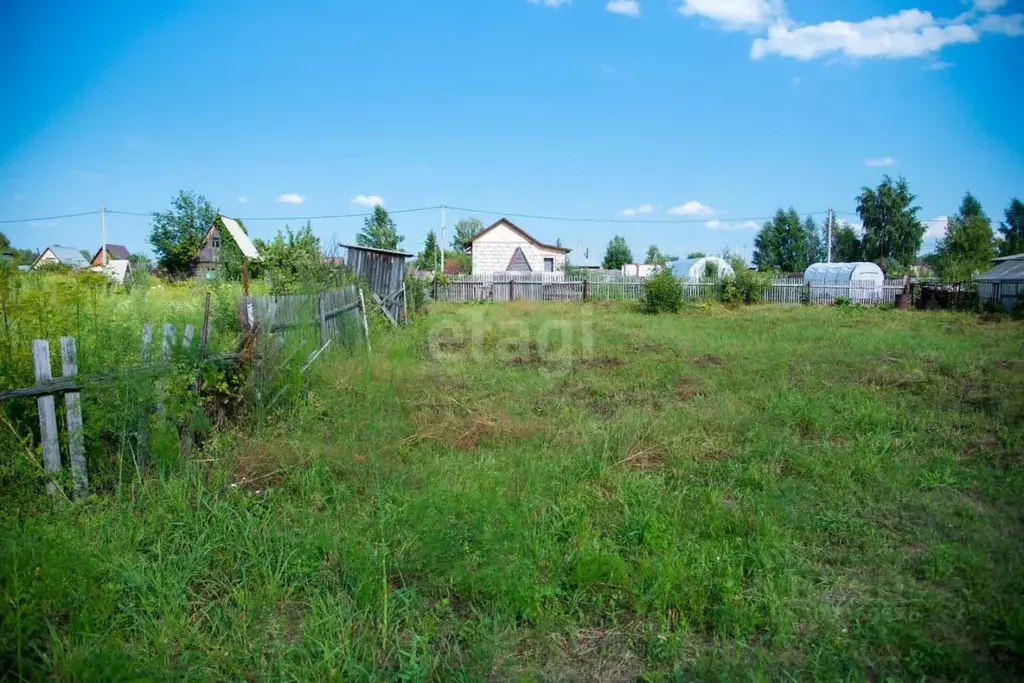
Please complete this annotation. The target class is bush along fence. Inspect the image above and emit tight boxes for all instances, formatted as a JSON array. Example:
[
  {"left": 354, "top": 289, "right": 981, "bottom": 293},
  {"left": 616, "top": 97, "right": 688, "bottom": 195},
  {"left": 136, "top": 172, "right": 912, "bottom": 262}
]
[
  {"left": 429, "top": 273, "right": 908, "bottom": 306},
  {"left": 0, "top": 286, "right": 370, "bottom": 500}
]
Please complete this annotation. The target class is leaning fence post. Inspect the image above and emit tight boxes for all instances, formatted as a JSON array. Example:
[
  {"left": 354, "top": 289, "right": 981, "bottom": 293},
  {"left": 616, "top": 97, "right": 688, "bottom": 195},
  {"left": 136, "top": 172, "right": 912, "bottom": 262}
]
[
  {"left": 60, "top": 337, "right": 88, "bottom": 498},
  {"left": 156, "top": 324, "right": 175, "bottom": 415},
  {"left": 358, "top": 288, "right": 372, "bottom": 352},
  {"left": 32, "top": 340, "right": 61, "bottom": 496},
  {"left": 136, "top": 323, "right": 153, "bottom": 466}
]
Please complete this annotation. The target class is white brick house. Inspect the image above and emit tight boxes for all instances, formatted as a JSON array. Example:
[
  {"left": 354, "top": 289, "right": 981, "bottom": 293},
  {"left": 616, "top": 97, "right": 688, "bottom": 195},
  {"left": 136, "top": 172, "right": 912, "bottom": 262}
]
[{"left": 467, "top": 218, "right": 570, "bottom": 275}]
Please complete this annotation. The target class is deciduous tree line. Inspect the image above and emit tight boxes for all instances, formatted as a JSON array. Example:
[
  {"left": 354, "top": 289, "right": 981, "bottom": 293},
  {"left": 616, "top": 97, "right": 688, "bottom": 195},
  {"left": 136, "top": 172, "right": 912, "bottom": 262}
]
[{"left": 751, "top": 176, "right": 1022, "bottom": 280}]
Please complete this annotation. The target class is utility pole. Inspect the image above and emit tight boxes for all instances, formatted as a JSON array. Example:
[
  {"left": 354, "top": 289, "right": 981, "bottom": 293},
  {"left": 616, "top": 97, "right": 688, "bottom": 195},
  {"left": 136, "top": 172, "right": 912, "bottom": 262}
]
[
  {"left": 439, "top": 203, "right": 446, "bottom": 275},
  {"left": 100, "top": 206, "right": 107, "bottom": 265},
  {"left": 826, "top": 206, "right": 833, "bottom": 263}
]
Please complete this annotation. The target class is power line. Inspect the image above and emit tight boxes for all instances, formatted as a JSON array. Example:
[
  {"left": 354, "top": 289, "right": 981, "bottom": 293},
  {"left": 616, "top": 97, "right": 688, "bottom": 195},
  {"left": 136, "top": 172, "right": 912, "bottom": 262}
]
[
  {"left": 445, "top": 204, "right": 831, "bottom": 224},
  {"left": 106, "top": 205, "right": 440, "bottom": 221},
  {"left": 0, "top": 210, "right": 100, "bottom": 225}
]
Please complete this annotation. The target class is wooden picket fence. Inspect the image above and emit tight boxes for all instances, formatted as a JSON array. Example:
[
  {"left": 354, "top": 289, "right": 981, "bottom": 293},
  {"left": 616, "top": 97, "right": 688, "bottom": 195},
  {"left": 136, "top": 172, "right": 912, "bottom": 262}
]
[
  {"left": 0, "top": 286, "right": 371, "bottom": 500},
  {"left": 429, "top": 274, "right": 906, "bottom": 306}
]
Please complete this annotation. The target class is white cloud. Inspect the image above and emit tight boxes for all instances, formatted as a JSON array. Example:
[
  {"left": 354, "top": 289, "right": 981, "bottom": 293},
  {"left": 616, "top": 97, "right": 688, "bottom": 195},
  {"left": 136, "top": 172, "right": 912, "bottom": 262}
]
[
  {"left": 977, "top": 12, "right": 1024, "bottom": 35},
  {"left": 974, "top": 0, "right": 1007, "bottom": 12},
  {"left": 752, "top": 10, "right": 982, "bottom": 60},
  {"left": 606, "top": 0, "right": 640, "bottom": 17},
  {"left": 352, "top": 194, "right": 385, "bottom": 208},
  {"left": 237, "top": 196, "right": 249, "bottom": 204},
  {"left": 924, "top": 215, "right": 949, "bottom": 239},
  {"left": 706, "top": 218, "right": 760, "bottom": 230},
  {"left": 618, "top": 203, "right": 654, "bottom": 216},
  {"left": 668, "top": 200, "right": 715, "bottom": 216},
  {"left": 527, "top": 0, "right": 571, "bottom": 7},
  {"left": 679, "top": 0, "right": 783, "bottom": 30},
  {"left": 277, "top": 193, "right": 305, "bottom": 205},
  {"left": 866, "top": 156, "right": 896, "bottom": 167}
]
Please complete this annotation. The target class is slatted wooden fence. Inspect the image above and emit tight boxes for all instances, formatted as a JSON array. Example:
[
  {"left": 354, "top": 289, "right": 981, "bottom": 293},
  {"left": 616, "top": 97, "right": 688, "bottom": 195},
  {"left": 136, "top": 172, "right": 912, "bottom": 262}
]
[{"left": 430, "top": 275, "right": 905, "bottom": 306}]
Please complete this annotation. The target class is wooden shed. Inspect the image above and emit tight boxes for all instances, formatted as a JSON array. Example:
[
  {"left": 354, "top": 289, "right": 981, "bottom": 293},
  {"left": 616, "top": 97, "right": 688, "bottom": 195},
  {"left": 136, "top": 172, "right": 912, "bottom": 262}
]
[{"left": 341, "top": 244, "right": 414, "bottom": 324}]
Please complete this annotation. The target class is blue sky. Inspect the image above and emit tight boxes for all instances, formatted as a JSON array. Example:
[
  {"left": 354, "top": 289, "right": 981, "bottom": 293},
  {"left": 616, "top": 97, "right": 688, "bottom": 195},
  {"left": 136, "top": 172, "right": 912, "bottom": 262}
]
[{"left": 2, "top": 0, "right": 1022, "bottom": 262}]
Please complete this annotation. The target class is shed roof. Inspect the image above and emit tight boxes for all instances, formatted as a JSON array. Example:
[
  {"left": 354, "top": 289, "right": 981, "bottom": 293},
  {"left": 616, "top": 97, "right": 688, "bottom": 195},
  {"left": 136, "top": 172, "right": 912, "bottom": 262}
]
[
  {"left": 339, "top": 244, "right": 415, "bottom": 258},
  {"left": 39, "top": 246, "right": 90, "bottom": 268},
  {"left": 467, "top": 218, "right": 571, "bottom": 253},
  {"left": 90, "top": 244, "right": 131, "bottom": 262},
  {"left": 979, "top": 254, "right": 1024, "bottom": 281}
]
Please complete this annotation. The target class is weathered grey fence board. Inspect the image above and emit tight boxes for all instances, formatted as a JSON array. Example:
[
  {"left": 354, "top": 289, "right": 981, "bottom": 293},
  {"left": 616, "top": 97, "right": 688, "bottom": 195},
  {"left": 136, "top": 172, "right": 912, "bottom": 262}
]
[
  {"left": 60, "top": 336, "right": 88, "bottom": 498},
  {"left": 33, "top": 340, "right": 61, "bottom": 495},
  {"left": 241, "top": 286, "right": 366, "bottom": 350},
  {"left": 430, "top": 275, "right": 907, "bottom": 306}
]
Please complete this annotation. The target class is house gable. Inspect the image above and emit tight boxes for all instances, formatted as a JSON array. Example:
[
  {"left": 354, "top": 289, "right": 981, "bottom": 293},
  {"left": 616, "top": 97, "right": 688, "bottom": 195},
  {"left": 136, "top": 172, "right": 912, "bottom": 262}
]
[{"left": 506, "top": 247, "right": 532, "bottom": 272}]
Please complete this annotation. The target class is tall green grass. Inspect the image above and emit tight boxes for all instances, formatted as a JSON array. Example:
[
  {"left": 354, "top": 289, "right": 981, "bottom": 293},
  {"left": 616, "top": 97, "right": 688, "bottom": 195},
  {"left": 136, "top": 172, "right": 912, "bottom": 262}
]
[{"left": 2, "top": 301, "right": 1022, "bottom": 680}]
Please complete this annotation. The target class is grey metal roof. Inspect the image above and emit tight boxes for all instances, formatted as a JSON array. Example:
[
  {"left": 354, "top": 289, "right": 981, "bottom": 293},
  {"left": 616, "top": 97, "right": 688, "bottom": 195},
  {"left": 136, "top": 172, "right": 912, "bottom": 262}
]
[
  {"left": 339, "top": 243, "right": 414, "bottom": 258},
  {"left": 992, "top": 253, "right": 1024, "bottom": 263},
  {"left": 979, "top": 257, "right": 1024, "bottom": 281},
  {"left": 44, "top": 246, "right": 90, "bottom": 268}
]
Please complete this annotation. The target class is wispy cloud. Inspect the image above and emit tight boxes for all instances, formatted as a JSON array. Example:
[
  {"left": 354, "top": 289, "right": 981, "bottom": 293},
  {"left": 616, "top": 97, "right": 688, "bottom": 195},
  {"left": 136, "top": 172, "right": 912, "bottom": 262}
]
[
  {"left": 69, "top": 169, "right": 104, "bottom": 182},
  {"left": 527, "top": 0, "right": 571, "bottom": 7},
  {"left": 277, "top": 193, "right": 305, "bottom": 205},
  {"left": 865, "top": 156, "right": 896, "bottom": 167},
  {"left": 707, "top": 219, "right": 760, "bottom": 230},
  {"left": 790, "top": 76, "right": 801, "bottom": 86},
  {"left": 974, "top": 0, "right": 1007, "bottom": 12},
  {"left": 668, "top": 200, "right": 714, "bottom": 216},
  {"left": 237, "top": 196, "right": 249, "bottom": 204},
  {"left": 678, "top": 0, "right": 1023, "bottom": 62},
  {"left": 618, "top": 203, "right": 654, "bottom": 217},
  {"left": 352, "top": 195, "right": 385, "bottom": 208},
  {"left": 606, "top": 0, "right": 640, "bottom": 17},
  {"left": 679, "top": 0, "right": 783, "bottom": 31},
  {"left": 751, "top": 8, "right": 1023, "bottom": 61},
  {"left": 924, "top": 215, "right": 949, "bottom": 239},
  {"left": 922, "top": 60, "right": 953, "bottom": 70}
]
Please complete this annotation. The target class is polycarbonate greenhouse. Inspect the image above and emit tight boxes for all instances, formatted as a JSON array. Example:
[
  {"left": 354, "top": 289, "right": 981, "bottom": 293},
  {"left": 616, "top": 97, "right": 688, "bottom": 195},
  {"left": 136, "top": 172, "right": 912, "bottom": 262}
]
[
  {"left": 803, "top": 262, "right": 885, "bottom": 301},
  {"left": 671, "top": 256, "right": 735, "bottom": 280},
  {"left": 977, "top": 254, "right": 1024, "bottom": 310}
]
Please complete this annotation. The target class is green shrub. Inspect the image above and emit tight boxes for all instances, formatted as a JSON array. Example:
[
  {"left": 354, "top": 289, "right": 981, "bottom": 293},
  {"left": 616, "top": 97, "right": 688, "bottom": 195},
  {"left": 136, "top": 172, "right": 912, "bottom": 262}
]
[
  {"left": 404, "top": 274, "right": 426, "bottom": 318},
  {"left": 835, "top": 296, "right": 852, "bottom": 308},
  {"left": 644, "top": 268, "right": 683, "bottom": 314},
  {"left": 719, "top": 268, "right": 772, "bottom": 306}
]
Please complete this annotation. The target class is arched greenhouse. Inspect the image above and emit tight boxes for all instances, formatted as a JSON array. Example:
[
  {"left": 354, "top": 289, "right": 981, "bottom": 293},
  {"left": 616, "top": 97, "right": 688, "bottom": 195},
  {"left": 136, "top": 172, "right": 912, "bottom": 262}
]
[
  {"left": 803, "top": 262, "right": 885, "bottom": 302},
  {"left": 671, "top": 256, "right": 734, "bottom": 280}
]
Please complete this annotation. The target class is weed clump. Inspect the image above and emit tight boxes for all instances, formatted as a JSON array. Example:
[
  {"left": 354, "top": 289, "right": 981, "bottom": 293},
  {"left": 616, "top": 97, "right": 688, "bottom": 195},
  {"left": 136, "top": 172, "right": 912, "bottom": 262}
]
[{"left": 643, "top": 268, "right": 683, "bottom": 314}]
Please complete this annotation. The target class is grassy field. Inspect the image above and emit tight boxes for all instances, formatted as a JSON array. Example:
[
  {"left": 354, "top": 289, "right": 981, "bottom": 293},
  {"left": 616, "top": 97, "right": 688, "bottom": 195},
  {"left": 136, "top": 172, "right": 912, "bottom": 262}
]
[{"left": 2, "top": 301, "right": 1023, "bottom": 681}]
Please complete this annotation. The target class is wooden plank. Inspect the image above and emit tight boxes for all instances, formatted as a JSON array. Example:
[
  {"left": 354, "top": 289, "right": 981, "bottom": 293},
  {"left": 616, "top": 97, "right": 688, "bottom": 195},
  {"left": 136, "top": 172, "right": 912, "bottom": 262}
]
[
  {"left": 141, "top": 322, "right": 153, "bottom": 359},
  {"left": 372, "top": 291, "right": 399, "bottom": 327},
  {"left": 359, "top": 288, "right": 372, "bottom": 352},
  {"left": 33, "top": 340, "right": 61, "bottom": 495},
  {"left": 156, "top": 324, "right": 175, "bottom": 415},
  {"left": 182, "top": 324, "right": 195, "bottom": 349},
  {"left": 60, "top": 337, "right": 88, "bottom": 498},
  {"left": 0, "top": 379, "right": 81, "bottom": 401}
]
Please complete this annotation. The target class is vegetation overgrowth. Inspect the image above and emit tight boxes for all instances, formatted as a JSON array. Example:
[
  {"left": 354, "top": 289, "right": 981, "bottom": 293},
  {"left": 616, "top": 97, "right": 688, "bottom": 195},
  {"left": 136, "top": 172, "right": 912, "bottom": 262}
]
[{"left": 2, "top": 300, "right": 1022, "bottom": 680}]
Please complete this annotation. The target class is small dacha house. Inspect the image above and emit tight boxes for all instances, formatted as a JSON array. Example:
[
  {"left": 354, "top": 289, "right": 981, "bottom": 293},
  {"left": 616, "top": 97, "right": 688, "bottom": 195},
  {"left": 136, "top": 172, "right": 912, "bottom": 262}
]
[
  {"left": 32, "top": 246, "right": 90, "bottom": 270},
  {"left": 191, "top": 216, "right": 261, "bottom": 279},
  {"left": 89, "top": 244, "right": 130, "bottom": 266},
  {"left": 467, "top": 218, "right": 570, "bottom": 276}
]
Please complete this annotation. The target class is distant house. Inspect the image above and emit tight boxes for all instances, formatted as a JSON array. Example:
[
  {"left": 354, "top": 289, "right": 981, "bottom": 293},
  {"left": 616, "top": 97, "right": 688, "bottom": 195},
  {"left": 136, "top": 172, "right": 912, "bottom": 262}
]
[
  {"left": 33, "top": 246, "right": 90, "bottom": 270},
  {"left": 978, "top": 253, "right": 1024, "bottom": 311},
  {"left": 89, "top": 244, "right": 130, "bottom": 266},
  {"left": 190, "top": 216, "right": 261, "bottom": 279},
  {"left": 90, "top": 259, "right": 133, "bottom": 286},
  {"left": 467, "top": 218, "right": 570, "bottom": 275}
]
